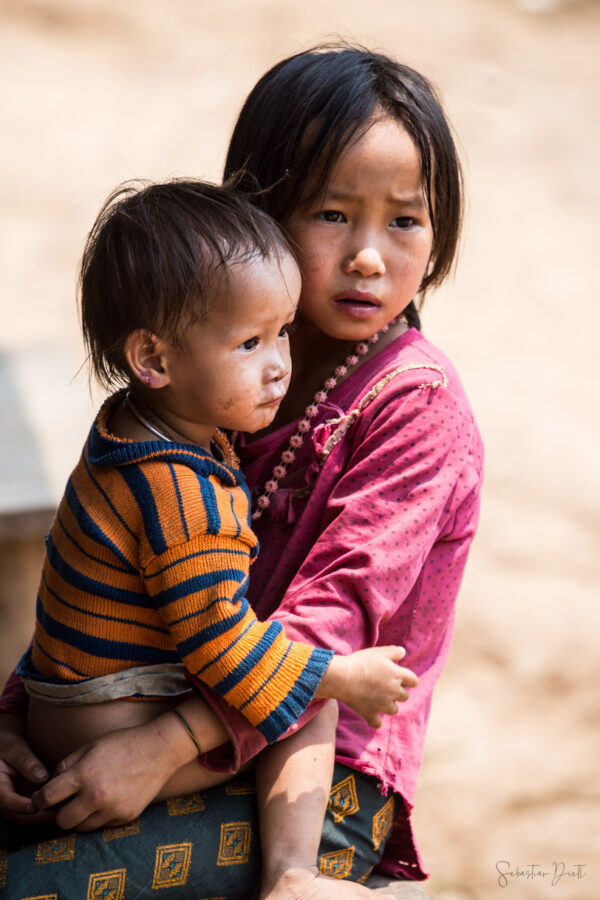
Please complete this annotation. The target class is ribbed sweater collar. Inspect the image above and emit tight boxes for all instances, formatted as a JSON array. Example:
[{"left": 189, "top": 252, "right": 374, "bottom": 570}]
[{"left": 85, "top": 391, "right": 244, "bottom": 487}]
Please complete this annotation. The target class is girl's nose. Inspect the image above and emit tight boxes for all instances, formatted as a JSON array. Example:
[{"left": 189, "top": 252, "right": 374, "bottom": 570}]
[{"left": 343, "top": 246, "right": 386, "bottom": 277}]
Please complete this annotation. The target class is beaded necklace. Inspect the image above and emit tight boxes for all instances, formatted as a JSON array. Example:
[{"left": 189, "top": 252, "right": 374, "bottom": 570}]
[{"left": 252, "top": 316, "right": 403, "bottom": 520}]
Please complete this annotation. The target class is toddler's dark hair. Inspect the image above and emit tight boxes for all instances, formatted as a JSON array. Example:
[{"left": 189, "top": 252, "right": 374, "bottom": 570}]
[
  {"left": 80, "top": 178, "right": 292, "bottom": 388},
  {"left": 224, "top": 44, "right": 463, "bottom": 329}
]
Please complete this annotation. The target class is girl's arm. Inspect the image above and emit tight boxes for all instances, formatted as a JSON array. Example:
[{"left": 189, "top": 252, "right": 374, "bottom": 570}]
[{"left": 29, "top": 693, "right": 230, "bottom": 831}]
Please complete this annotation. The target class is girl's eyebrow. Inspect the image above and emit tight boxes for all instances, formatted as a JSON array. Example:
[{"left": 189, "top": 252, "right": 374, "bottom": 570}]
[
  {"left": 323, "top": 188, "right": 426, "bottom": 206},
  {"left": 391, "top": 192, "right": 427, "bottom": 207}
]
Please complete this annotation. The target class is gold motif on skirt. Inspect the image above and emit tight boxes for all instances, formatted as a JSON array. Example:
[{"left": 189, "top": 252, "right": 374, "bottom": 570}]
[
  {"left": 328, "top": 773, "right": 359, "bottom": 823},
  {"left": 356, "top": 865, "right": 374, "bottom": 884},
  {"left": 217, "top": 821, "right": 252, "bottom": 866},
  {"left": 103, "top": 818, "right": 140, "bottom": 841},
  {"left": 167, "top": 793, "right": 205, "bottom": 815},
  {"left": 87, "top": 868, "right": 126, "bottom": 900},
  {"left": 0, "top": 857, "right": 7, "bottom": 888},
  {"left": 152, "top": 842, "right": 192, "bottom": 888},
  {"left": 224, "top": 776, "right": 255, "bottom": 795},
  {"left": 20, "top": 895, "right": 58, "bottom": 900},
  {"left": 372, "top": 794, "right": 394, "bottom": 851},
  {"left": 35, "top": 834, "right": 76, "bottom": 864},
  {"left": 319, "top": 845, "right": 355, "bottom": 879}
]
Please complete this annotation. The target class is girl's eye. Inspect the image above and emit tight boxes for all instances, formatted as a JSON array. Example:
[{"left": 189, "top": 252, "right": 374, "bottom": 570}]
[
  {"left": 391, "top": 216, "right": 416, "bottom": 230},
  {"left": 240, "top": 337, "right": 259, "bottom": 351},
  {"left": 319, "top": 210, "right": 346, "bottom": 223},
  {"left": 278, "top": 323, "right": 291, "bottom": 338}
]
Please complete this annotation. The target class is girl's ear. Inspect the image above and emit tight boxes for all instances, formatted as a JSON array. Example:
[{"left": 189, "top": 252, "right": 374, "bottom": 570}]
[{"left": 124, "top": 330, "right": 171, "bottom": 389}]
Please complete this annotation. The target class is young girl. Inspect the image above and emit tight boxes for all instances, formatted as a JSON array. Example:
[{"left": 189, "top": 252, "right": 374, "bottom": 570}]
[{"left": 0, "top": 45, "right": 483, "bottom": 900}]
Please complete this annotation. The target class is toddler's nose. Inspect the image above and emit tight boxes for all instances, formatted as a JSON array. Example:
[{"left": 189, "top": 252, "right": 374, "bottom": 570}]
[{"left": 264, "top": 352, "right": 289, "bottom": 384}]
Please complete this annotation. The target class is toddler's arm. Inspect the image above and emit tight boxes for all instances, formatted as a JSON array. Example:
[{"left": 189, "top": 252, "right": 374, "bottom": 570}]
[
  {"left": 142, "top": 531, "right": 334, "bottom": 745},
  {"left": 315, "top": 645, "right": 418, "bottom": 728}
]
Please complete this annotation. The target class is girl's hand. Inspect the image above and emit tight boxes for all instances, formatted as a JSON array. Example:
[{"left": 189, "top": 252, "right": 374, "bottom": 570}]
[
  {"left": 31, "top": 712, "right": 193, "bottom": 832},
  {"left": 0, "top": 713, "right": 56, "bottom": 827},
  {"left": 316, "top": 647, "right": 418, "bottom": 729}
]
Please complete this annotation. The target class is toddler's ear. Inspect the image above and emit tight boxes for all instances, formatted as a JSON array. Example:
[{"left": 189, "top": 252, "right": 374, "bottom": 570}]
[{"left": 124, "top": 330, "right": 170, "bottom": 389}]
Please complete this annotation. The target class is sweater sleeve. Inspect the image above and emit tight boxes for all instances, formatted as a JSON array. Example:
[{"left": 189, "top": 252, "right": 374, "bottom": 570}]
[{"left": 141, "top": 531, "right": 333, "bottom": 744}]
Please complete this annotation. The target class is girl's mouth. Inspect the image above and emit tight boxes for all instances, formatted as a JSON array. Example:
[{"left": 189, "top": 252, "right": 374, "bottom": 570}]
[{"left": 333, "top": 291, "right": 382, "bottom": 319}]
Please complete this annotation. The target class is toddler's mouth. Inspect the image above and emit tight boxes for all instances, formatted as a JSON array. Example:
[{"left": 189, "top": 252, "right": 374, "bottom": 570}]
[{"left": 260, "top": 390, "right": 286, "bottom": 407}]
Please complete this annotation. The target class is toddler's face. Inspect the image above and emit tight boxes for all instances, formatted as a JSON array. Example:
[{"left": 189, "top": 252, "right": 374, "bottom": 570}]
[
  {"left": 285, "top": 115, "right": 434, "bottom": 342},
  {"left": 161, "top": 251, "right": 300, "bottom": 440}
]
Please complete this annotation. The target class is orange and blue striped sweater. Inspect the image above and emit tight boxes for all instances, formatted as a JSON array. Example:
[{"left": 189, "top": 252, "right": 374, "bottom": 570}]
[{"left": 18, "top": 394, "right": 333, "bottom": 743}]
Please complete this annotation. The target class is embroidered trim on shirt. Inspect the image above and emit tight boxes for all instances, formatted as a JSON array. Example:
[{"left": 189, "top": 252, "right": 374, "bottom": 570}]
[{"left": 318, "top": 363, "right": 448, "bottom": 462}]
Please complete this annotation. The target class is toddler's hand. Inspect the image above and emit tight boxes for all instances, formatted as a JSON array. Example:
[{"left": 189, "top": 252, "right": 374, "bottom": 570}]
[{"left": 318, "top": 646, "right": 418, "bottom": 729}]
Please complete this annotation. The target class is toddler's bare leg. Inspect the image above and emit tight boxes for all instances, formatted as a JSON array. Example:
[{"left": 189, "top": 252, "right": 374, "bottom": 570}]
[
  {"left": 257, "top": 701, "right": 393, "bottom": 900},
  {"left": 154, "top": 758, "right": 253, "bottom": 800}
]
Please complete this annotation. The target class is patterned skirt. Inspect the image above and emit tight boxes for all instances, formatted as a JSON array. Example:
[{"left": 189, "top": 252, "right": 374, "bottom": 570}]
[{"left": 0, "top": 763, "right": 398, "bottom": 899}]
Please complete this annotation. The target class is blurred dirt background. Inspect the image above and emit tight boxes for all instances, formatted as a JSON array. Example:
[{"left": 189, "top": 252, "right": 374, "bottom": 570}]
[{"left": 0, "top": 1, "right": 598, "bottom": 897}]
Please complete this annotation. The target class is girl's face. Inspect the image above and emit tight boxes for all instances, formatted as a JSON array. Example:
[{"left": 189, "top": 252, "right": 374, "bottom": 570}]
[{"left": 285, "top": 115, "right": 434, "bottom": 342}]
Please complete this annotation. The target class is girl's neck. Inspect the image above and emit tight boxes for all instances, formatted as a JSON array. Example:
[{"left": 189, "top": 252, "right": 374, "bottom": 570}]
[{"left": 291, "top": 317, "right": 355, "bottom": 381}]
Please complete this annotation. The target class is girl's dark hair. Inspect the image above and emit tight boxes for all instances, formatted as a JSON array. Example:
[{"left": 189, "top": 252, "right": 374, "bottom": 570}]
[
  {"left": 224, "top": 44, "right": 463, "bottom": 329},
  {"left": 80, "top": 178, "right": 292, "bottom": 388}
]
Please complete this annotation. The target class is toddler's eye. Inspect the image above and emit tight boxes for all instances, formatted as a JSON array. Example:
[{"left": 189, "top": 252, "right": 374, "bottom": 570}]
[
  {"left": 391, "top": 216, "right": 416, "bottom": 229},
  {"left": 240, "top": 337, "right": 259, "bottom": 351},
  {"left": 319, "top": 210, "right": 345, "bottom": 223},
  {"left": 278, "top": 322, "right": 295, "bottom": 338}
]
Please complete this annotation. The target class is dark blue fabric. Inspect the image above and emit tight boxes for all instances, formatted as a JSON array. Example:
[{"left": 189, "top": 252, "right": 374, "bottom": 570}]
[{"left": 0, "top": 763, "right": 397, "bottom": 898}]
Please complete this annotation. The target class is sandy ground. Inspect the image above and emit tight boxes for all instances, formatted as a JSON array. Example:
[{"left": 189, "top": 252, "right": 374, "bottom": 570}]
[{"left": 1, "top": 1, "right": 599, "bottom": 897}]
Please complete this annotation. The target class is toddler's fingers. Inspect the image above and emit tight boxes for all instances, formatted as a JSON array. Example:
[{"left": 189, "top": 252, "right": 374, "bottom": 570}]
[
  {"left": 381, "top": 645, "right": 406, "bottom": 662},
  {"left": 397, "top": 667, "right": 419, "bottom": 688},
  {"left": 368, "top": 712, "right": 383, "bottom": 729}
]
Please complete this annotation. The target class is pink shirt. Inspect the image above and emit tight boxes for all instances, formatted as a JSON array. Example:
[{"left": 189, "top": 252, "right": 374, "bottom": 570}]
[{"left": 199, "top": 328, "right": 483, "bottom": 877}]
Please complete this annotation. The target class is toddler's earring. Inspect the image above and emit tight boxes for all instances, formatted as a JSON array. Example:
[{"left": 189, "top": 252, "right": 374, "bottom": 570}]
[{"left": 140, "top": 371, "right": 160, "bottom": 387}]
